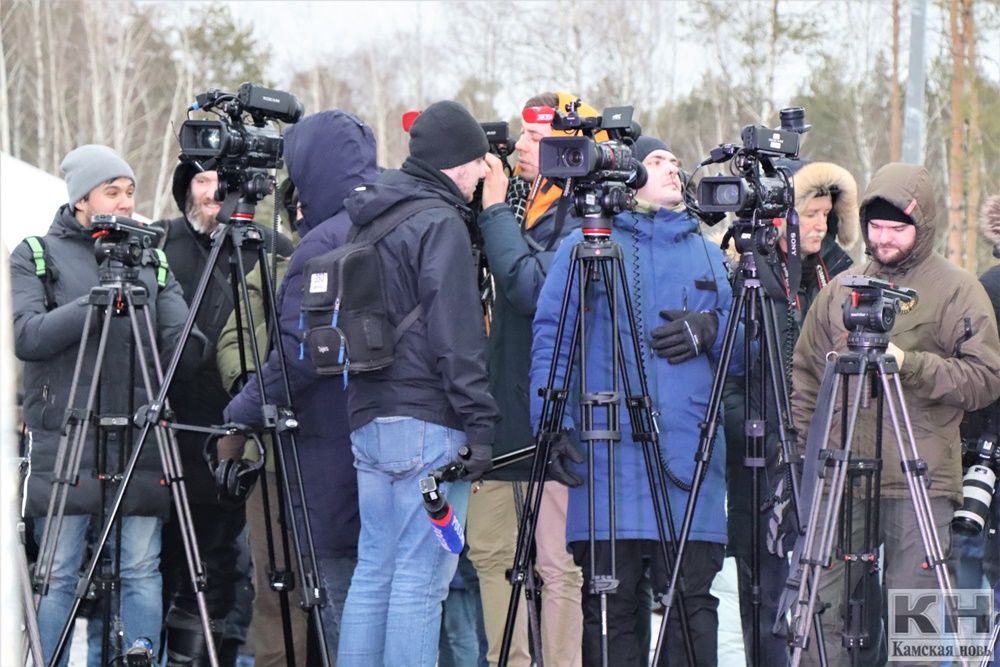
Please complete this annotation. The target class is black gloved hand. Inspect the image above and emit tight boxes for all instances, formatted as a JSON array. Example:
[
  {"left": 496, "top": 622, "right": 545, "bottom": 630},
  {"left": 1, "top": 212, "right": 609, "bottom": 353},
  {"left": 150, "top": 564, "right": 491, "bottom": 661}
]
[
  {"left": 546, "top": 432, "right": 584, "bottom": 487},
  {"left": 650, "top": 309, "right": 718, "bottom": 364},
  {"left": 459, "top": 443, "right": 493, "bottom": 481}
]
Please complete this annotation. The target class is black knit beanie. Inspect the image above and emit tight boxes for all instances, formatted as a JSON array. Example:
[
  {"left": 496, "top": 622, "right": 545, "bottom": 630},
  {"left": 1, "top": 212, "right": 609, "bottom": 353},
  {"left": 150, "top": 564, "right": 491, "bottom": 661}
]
[
  {"left": 864, "top": 197, "right": 913, "bottom": 225},
  {"left": 408, "top": 100, "right": 489, "bottom": 170},
  {"left": 633, "top": 136, "right": 671, "bottom": 162}
]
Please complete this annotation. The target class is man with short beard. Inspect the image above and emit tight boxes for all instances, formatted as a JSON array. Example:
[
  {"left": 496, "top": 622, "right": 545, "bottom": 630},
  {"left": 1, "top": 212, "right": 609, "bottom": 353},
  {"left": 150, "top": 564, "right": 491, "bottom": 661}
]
[
  {"left": 156, "top": 165, "right": 293, "bottom": 665},
  {"left": 791, "top": 163, "right": 1000, "bottom": 667}
]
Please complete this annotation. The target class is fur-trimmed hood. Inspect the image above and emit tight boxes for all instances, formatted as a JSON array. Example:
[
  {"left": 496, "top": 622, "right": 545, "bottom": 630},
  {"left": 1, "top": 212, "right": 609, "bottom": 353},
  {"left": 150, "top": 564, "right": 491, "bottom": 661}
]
[
  {"left": 793, "top": 161, "right": 859, "bottom": 251},
  {"left": 981, "top": 194, "right": 1000, "bottom": 253}
]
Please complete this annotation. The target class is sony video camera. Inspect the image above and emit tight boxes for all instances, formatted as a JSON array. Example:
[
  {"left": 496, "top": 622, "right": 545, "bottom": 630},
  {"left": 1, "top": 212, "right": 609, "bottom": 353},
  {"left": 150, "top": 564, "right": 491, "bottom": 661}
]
[
  {"left": 178, "top": 82, "right": 304, "bottom": 203},
  {"left": 691, "top": 107, "right": 808, "bottom": 224},
  {"left": 90, "top": 215, "right": 162, "bottom": 269},
  {"left": 534, "top": 100, "right": 646, "bottom": 227}
]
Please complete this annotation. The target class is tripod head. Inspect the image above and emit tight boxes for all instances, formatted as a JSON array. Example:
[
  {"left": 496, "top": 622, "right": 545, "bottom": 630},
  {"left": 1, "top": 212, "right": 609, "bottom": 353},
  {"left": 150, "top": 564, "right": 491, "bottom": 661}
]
[{"left": 840, "top": 275, "right": 917, "bottom": 353}]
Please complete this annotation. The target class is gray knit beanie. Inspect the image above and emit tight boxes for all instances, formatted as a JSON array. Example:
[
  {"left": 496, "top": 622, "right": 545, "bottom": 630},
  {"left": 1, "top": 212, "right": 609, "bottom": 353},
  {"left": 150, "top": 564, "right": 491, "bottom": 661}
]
[{"left": 60, "top": 144, "right": 136, "bottom": 205}]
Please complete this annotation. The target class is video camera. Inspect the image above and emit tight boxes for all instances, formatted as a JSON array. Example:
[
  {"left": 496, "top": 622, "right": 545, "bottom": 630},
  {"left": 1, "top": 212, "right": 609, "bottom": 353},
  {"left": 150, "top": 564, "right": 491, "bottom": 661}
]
[
  {"left": 690, "top": 107, "right": 808, "bottom": 224},
  {"left": 532, "top": 100, "right": 646, "bottom": 226},
  {"left": 840, "top": 275, "right": 917, "bottom": 335},
  {"left": 90, "top": 215, "right": 162, "bottom": 268},
  {"left": 178, "top": 82, "right": 304, "bottom": 203}
]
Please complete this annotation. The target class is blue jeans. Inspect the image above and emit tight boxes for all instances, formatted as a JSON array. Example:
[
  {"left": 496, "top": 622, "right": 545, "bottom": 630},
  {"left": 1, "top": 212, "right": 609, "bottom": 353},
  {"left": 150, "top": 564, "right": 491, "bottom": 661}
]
[
  {"left": 337, "top": 417, "right": 471, "bottom": 667},
  {"left": 33, "top": 514, "right": 163, "bottom": 667}
]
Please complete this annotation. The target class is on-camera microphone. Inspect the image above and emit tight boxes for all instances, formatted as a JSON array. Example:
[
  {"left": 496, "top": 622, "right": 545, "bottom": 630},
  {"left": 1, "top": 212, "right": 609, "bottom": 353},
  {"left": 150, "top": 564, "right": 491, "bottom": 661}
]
[{"left": 419, "top": 474, "right": 464, "bottom": 554}]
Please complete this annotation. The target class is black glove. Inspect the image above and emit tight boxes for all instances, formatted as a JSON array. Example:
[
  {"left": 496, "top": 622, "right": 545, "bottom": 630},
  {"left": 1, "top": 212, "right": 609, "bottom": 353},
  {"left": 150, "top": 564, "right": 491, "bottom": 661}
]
[
  {"left": 546, "top": 433, "right": 584, "bottom": 487},
  {"left": 650, "top": 309, "right": 718, "bottom": 364},
  {"left": 459, "top": 443, "right": 493, "bottom": 481}
]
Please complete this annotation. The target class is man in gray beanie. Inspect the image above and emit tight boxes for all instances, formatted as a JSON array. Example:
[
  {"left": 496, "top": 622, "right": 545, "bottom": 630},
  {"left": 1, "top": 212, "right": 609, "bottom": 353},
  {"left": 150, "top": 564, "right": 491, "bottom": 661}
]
[
  {"left": 336, "top": 100, "right": 499, "bottom": 667},
  {"left": 9, "top": 144, "right": 190, "bottom": 663}
]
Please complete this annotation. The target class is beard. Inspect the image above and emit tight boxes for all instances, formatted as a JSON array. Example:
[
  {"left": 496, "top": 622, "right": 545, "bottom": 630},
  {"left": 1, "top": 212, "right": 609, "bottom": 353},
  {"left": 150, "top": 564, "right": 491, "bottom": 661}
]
[
  {"left": 871, "top": 242, "right": 913, "bottom": 266},
  {"left": 186, "top": 197, "right": 220, "bottom": 236}
]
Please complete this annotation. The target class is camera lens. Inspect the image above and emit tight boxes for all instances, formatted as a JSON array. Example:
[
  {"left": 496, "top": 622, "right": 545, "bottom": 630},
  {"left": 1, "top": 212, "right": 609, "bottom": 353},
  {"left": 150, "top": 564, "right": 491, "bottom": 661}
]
[
  {"left": 953, "top": 464, "right": 997, "bottom": 535},
  {"left": 198, "top": 127, "right": 222, "bottom": 150},
  {"left": 713, "top": 183, "right": 741, "bottom": 206},
  {"left": 564, "top": 148, "right": 585, "bottom": 169}
]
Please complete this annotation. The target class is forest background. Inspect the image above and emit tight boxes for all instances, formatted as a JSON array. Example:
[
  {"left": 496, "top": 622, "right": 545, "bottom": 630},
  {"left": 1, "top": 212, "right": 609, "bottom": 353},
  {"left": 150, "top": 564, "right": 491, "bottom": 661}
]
[{"left": 1, "top": 0, "right": 998, "bottom": 272}]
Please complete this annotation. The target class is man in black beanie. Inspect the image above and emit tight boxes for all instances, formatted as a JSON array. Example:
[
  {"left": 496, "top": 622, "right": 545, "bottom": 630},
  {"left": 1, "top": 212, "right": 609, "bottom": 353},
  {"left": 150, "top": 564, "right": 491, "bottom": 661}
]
[{"left": 336, "top": 99, "right": 499, "bottom": 667}]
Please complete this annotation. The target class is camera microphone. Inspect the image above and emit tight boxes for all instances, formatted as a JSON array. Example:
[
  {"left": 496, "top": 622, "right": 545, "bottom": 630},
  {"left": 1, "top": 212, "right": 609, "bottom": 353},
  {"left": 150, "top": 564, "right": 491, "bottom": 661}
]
[{"left": 419, "top": 474, "right": 465, "bottom": 554}]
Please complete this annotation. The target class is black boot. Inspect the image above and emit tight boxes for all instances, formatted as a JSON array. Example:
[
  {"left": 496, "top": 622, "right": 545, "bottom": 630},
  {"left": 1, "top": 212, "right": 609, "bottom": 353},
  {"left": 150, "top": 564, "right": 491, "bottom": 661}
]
[{"left": 164, "top": 607, "right": 222, "bottom": 667}]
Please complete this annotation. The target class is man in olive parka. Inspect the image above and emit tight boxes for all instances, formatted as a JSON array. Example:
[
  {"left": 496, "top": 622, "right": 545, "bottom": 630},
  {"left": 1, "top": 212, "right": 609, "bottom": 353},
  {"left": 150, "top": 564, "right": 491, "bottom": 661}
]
[{"left": 791, "top": 162, "right": 1000, "bottom": 666}]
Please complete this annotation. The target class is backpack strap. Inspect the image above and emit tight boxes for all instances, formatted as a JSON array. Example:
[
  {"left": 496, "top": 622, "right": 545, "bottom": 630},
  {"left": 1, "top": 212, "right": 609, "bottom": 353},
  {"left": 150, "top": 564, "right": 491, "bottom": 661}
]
[
  {"left": 348, "top": 198, "right": 454, "bottom": 342},
  {"left": 150, "top": 248, "right": 169, "bottom": 289},
  {"left": 23, "top": 236, "right": 57, "bottom": 311},
  {"left": 347, "top": 198, "right": 453, "bottom": 245}
]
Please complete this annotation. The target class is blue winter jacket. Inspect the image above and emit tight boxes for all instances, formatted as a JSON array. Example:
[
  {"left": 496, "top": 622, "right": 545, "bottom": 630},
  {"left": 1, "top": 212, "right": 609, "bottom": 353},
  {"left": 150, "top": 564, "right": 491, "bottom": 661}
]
[
  {"left": 224, "top": 110, "right": 378, "bottom": 558},
  {"left": 530, "top": 206, "right": 740, "bottom": 545}
]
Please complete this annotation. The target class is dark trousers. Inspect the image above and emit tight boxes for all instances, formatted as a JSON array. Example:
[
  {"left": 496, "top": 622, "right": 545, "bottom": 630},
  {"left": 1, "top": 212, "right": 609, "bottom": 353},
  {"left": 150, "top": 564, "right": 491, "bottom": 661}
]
[
  {"left": 571, "top": 539, "right": 724, "bottom": 667},
  {"left": 161, "top": 502, "right": 248, "bottom": 622}
]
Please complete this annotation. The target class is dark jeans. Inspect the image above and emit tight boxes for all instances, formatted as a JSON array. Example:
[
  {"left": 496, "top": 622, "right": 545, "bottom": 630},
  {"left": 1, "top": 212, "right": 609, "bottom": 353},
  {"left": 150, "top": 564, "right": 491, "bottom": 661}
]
[
  {"left": 161, "top": 502, "right": 249, "bottom": 623},
  {"left": 571, "top": 539, "right": 724, "bottom": 667}
]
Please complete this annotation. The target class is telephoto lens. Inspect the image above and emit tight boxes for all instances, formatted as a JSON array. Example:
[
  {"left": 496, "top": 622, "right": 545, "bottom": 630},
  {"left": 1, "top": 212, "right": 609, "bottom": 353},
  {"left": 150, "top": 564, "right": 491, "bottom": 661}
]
[{"left": 952, "top": 464, "right": 997, "bottom": 535}]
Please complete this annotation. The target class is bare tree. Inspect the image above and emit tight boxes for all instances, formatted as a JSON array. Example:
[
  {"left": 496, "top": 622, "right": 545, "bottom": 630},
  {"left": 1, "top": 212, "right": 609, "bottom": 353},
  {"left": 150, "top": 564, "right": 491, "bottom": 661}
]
[{"left": 946, "top": 0, "right": 967, "bottom": 265}]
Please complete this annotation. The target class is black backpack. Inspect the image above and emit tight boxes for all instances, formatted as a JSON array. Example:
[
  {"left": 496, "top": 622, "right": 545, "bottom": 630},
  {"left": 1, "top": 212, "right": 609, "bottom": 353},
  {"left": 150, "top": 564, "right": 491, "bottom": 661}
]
[{"left": 300, "top": 198, "right": 450, "bottom": 380}]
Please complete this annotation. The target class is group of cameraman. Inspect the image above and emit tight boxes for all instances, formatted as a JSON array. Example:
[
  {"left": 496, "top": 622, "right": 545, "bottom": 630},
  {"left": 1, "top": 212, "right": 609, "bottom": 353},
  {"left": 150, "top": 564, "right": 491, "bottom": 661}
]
[{"left": 10, "top": 86, "right": 1000, "bottom": 667}]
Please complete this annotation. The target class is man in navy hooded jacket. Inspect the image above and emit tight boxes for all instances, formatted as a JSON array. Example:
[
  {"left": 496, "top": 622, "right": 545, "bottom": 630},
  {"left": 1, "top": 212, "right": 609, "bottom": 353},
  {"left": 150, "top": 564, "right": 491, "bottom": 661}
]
[
  {"left": 223, "top": 109, "right": 378, "bottom": 660},
  {"left": 531, "top": 137, "right": 740, "bottom": 666}
]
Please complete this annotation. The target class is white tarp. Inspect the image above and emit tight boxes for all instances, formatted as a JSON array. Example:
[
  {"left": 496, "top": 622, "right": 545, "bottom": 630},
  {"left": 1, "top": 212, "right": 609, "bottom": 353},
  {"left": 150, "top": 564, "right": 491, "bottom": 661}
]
[{"left": 1, "top": 152, "right": 69, "bottom": 253}]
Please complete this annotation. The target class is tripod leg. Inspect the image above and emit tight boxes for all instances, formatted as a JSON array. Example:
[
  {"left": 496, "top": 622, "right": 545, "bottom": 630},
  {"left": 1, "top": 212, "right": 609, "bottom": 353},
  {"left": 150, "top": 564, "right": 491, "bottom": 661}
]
[
  {"left": 500, "top": 252, "right": 586, "bottom": 666},
  {"left": 129, "top": 293, "right": 219, "bottom": 666},
  {"left": 17, "top": 521, "right": 45, "bottom": 666},
  {"left": 243, "top": 241, "right": 329, "bottom": 666},
  {"left": 602, "top": 258, "right": 697, "bottom": 667},
  {"left": 879, "top": 368, "right": 968, "bottom": 666},
  {"left": 789, "top": 362, "right": 868, "bottom": 667}
]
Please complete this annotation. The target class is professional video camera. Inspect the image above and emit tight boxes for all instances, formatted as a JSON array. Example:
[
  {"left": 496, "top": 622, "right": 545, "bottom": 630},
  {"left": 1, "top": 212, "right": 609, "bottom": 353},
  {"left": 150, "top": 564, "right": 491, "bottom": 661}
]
[
  {"left": 533, "top": 100, "right": 647, "bottom": 224},
  {"left": 178, "top": 82, "right": 304, "bottom": 202},
  {"left": 691, "top": 107, "right": 808, "bottom": 223},
  {"left": 90, "top": 215, "right": 163, "bottom": 268}
]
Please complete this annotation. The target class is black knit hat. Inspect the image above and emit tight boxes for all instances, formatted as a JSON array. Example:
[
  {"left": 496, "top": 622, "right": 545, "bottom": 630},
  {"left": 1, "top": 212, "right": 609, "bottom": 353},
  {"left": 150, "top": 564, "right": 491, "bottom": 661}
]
[
  {"left": 864, "top": 197, "right": 913, "bottom": 225},
  {"left": 633, "top": 136, "right": 671, "bottom": 162},
  {"left": 408, "top": 100, "right": 489, "bottom": 170}
]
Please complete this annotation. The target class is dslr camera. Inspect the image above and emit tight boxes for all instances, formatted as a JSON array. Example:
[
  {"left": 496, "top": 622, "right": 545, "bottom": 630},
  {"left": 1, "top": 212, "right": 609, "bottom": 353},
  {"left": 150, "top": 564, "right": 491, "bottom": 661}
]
[
  {"left": 178, "top": 82, "right": 304, "bottom": 203},
  {"left": 535, "top": 100, "right": 646, "bottom": 227},
  {"left": 693, "top": 107, "right": 808, "bottom": 223},
  {"left": 954, "top": 425, "right": 999, "bottom": 536}
]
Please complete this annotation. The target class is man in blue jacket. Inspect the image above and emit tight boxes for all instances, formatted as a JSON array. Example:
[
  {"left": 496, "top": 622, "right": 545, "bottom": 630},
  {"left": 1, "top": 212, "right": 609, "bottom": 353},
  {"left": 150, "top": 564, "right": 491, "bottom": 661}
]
[
  {"left": 531, "top": 137, "right": 736, "bottom": 666},
  {"left": 222, "top": 109, "right": 378, "bottom": 661}
]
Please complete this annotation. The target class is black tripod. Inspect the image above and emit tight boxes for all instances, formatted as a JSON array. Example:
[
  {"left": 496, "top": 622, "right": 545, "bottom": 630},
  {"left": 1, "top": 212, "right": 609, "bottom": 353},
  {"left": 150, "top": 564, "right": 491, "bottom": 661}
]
[
  {"left": 656, "top": 220, "right": 810, "bottom": 666},
  {"left": 33, "top": 256, "right": 214, "bottom": 667},
  {"left": 498, "top": 216, "right": 696, "bottom": 667},
  {"left": 785, "top": 277, "right": 964, "bottom": 667},
  {"left": 44, "top": 193, "right": 331, "bottom": 667}
]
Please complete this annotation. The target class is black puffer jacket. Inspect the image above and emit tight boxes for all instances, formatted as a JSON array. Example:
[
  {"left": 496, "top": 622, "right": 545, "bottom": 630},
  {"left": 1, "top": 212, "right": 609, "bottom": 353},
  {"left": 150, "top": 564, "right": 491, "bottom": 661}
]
[
  {"left": 157, "top": 164, "right": 294, "bottom": 503},
  {"left": 343, "top": 157, "right": 499, "bottom": 446},
  {"left": 11, "top": 205, "right": 191, "bottom": 518}
]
